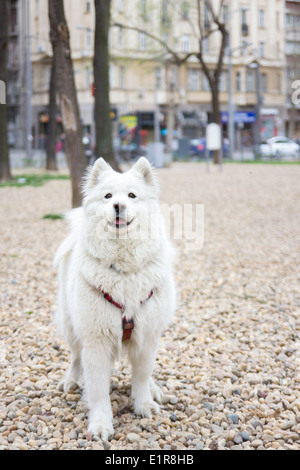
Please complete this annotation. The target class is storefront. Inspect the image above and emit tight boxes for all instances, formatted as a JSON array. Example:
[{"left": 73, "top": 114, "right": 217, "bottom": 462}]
[{"left": 221, "top": 110, "right": 256, "bottom": 149}]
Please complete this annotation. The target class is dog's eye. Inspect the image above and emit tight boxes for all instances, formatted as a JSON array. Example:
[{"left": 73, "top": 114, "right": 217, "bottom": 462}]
[
  {"left": 128, "top": 193, "right": 136, "bottom": 199},
  {"left": 104, "top": 193, "right": 112, "bottom": 199}
]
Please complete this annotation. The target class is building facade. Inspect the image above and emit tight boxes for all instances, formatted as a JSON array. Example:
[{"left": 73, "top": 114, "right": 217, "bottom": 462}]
[
  {"left": 285, "top": 0, "right": 300, "bottom": 138},
  {"left": 6, "top": 0, "right": 27, "bottom": 149},
  {"left": 10, "top": 0, "right": 295, "bottom": 153}
]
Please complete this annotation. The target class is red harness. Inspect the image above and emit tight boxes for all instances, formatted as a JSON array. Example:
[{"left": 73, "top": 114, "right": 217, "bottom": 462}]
[{"left": 100, "top": 289, "right": 153, "bottom": 341}]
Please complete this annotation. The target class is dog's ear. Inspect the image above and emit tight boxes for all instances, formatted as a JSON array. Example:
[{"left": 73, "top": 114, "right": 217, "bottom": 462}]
[
  {"left": 89, "top": 158, "right": 112, "bottom": 186},
  {"left": 82, "top": 158, "right": 112, "bottom": 195},
  {"left": 132, "top": 157, "right": 156, "bottom": 186}
]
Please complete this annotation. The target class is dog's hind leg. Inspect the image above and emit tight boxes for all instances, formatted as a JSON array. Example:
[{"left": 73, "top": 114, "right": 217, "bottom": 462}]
[{"left": 58, "top": 334, "right": 83, "bottom": 392}]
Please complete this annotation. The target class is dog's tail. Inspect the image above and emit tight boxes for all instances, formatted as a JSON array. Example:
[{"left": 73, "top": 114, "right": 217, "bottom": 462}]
[{"left": 53, "top": 207, "right": 83, "bottom": 268}]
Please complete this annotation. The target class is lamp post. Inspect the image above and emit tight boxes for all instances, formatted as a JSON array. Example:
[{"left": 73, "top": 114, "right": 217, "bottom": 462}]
[
  {"left": 228, "top": 33, "right": 235, "bottom": 160},
  {"left": 25, "top": 0, "right": 32, "bottom": 159},
  {"left": 248, "top": 60, "right": 262, "bottom": 158},
  {"left": 227, "top": 6, "right": 249, "bottom": 160},
  {"left": 154, "top": 69, "right": 160, "bottom": 143}
]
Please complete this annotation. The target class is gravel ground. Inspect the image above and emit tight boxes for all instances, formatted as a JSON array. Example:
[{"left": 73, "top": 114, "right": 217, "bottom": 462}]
[{"left": 0, "top": 162, "right": 300, "bottom": 450}]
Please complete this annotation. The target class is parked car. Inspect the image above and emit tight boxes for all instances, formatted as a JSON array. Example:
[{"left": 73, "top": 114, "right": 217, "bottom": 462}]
[
  {"left": 260, "top": 136, "right": 300, "bottom": 159},
  {"left": 189, "top": 138, "right": 206, "bottom": 156},
  {"left": 189, "top": 138, "right": 229, "bottom": 158}
]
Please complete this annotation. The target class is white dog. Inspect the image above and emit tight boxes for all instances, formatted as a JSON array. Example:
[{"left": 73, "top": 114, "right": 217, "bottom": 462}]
[{"left": 54, "top": 157, "right": 176, "bottom": 440}]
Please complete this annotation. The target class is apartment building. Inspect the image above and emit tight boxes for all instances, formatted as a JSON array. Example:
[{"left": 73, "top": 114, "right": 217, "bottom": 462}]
[
  {"left": 285, "top": 0, "right": 300, "bottom": 137},
  {"left": 6, "top": 0, "right": 27, "bottom": 149},
  {"left": 10, "top": 0, "right": 290, "bottom": 151}
]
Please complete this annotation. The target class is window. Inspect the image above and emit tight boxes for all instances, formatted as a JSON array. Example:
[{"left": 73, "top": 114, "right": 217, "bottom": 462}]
[
  {"left": 204, "top": 2, "right": 209, "bottom": 23},
  {"left": 259, "top": 41, "right": 265, "bottom": 57},
  {"left": 276, "top": 73, "right": 281, "bottom": 93},
  {"left": 162, "top": 32, "right": 168, "bottom": 49},
  {"left": 86, "top": 28, "right": 92, "bottom": 49},
  {"left": 85, "top": 0, "right": 91, "bottom": 13},
  {"left": 140, "top": 0, "right": 147, "bottom": 19},
  {"left": 220, "top": 71, "right": 227, "bottom": 92},
  {"left": 182, "top": 1, "right": 189, "bottom": 20},
  {"left": 118, "top": 26, "right": 123, "bottom": 48},
  {"left": 222, "top": 4, "right": 229, "bottom": 24},
  {"left": 9, "top": 1, "right": 18, "bottom": 33},
  {"left": 109, "top": 64, "right": 115, "bottom": 88},
  {"left": 8, "top": 40, "right": 18, "bottom": 68},
  {"left": 261, "top": 73, "right": 267, "bottom": 93},
  {"left": 139, "top": 32, "right": 147, "bottom": 50},
  {"left": 202, "top": 72, "right": 210, "bottom": 91},
  {"left": 285, "top": 13, "right": 300, "bottom": 29},
  {"left": 246, "top": 70, "right": 255, "bottom": 92},
  {"left": 187, "top": 69, "right": 200, "bottom": 91},
  {"left": 182, "top": 34, "right": 190, "bottom": 53},
  {"left": 202, "top": 37, "right": 209, "bottom": 54},
  {"left": 118, "top": 0, "right": 123, "bottom": 12},
  {"left": 285, "top": 40, "right": 300, "bottom": 55},
  {"left": 241, "top": 8, "right": 247, "bottom": 26},
  {"left": 258, "top": 9, "right": 265, "bottom": 28},
  {"left": 241, "top": 7, "right": 248, "bottom": 35},
  {"left": 236, "top": 71, "right": 242, "bottom": 92},
  {"left": 85, "top": 67, "right": 92, "bottom": 89},
  {"left": 170, "top": 66, "right": 178, "bottom": 89},
  {"left": 162, "top": 0, "right": 169, "bottom": 24},
  {"left": 155, "top": 67, "right": 162, "bottom": 89},
  {"left": 119, "top": 66, "right": 125, "bottom": 88}
]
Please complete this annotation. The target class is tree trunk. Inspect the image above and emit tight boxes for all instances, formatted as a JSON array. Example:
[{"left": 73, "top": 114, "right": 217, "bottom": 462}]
[
  {"left": 94, "top": 0, "right": 118, "bottom": 170},
  {"left": 48, "top": 0, "right": 86, "bottom": 207},
  {"left": 46, "top": 58, "right": 58, "bottom": 170},
  {"left": 165, "top": 63, "right": 175, "bottom": 158},
  {"left": 0, "top": 0, "right": 12, "bottom": 181},
  {"left": 211, "top": 83, "right": 221, "bottom": 165}
]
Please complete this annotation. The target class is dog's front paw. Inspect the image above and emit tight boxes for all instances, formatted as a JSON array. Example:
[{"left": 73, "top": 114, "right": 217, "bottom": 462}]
[
  {"left": 134, "top": 399, "right": 160, "bottom": 418},
  {"left": 88, "top": 419, "right": 114, "bottom": 441},
  {"left": 57, "top": 376, "right": 83, "bottom": 393},
  {"left": 150, "top": 378, "right": 162, "bottom": 403}
]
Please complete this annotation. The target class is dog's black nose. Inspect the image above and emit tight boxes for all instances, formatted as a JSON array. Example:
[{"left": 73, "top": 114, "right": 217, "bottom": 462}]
[{"left": 113, "top": 203, "right": 126, "bottom": 214}]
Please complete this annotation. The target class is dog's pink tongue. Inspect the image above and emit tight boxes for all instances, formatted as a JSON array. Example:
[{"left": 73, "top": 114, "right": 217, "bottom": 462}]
[{"left": 116, "top": 217, "right": 126, "bottom": 225}]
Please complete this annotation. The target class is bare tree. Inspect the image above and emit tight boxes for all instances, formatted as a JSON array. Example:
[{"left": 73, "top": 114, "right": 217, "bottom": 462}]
[
  {"left": 113, "top": 0, "right": 228, "bottom": 164},
  {"left": 46, "top": 58, "right": 58, "bottom": 171},
  {"left": 0, "top": 0, "right": 12, "bottom": 181},
  {"left": 197, "top": 0, "right": 228, "bottom": 124},
  {"left": 48, "top": 0, "right": 86, "bottom": 207},
  {"left": 94, "top": 0, "right": 119, "bottom": 169}
]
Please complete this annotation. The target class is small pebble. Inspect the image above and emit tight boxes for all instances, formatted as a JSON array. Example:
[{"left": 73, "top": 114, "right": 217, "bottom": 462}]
[{"left": 227, "top": 414, "right": 239, "bottom": 424}]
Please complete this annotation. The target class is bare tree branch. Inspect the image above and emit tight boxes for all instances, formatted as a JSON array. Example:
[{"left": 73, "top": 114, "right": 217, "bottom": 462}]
[{"left": 111, "top": 21, "right": 195, "bottom": 66}]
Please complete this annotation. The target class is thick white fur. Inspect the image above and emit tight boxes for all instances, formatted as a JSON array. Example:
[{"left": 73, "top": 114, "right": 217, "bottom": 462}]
[{"left": 54, "top": 157, "right": 176, "bottom": 440}]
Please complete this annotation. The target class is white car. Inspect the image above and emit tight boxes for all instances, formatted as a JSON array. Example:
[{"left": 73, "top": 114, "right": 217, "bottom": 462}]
[{"left": 260, "top": 136, "right": 300, "bottom": 159}]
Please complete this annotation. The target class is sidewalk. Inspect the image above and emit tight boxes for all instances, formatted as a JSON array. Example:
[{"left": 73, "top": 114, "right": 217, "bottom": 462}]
[{"left": 9, "top": 149, "right": 67, "bottom": 169}]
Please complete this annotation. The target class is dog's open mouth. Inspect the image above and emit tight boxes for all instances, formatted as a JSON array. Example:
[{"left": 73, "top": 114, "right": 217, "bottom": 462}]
[{"left": 109, "top": 217, "right": 134, "bottom": 229}]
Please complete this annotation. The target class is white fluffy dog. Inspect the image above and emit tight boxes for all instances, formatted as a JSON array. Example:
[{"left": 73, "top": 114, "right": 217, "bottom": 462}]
[{"left": 54, "top": 157, "right": 176, "bottom": 440}]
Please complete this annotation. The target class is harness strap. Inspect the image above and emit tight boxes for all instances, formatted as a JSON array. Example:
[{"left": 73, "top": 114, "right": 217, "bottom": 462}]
[{"left": 100, "top": 289, "right": 153, "bottom": 341}]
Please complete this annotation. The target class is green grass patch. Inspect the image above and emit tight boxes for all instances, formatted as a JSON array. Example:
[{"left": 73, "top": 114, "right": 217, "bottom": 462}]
[
  {"left": 42, "top": 213, "right": 64, "bottom": 220},
  {"left": 225, "top": 159, "right": 300, "bottom": 164},
  {"left": 0, "top": 173, "right": 70, "bottom": 188}
]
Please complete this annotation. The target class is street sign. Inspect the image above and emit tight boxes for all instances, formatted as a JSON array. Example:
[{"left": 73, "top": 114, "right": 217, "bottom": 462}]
[{"left": 221, "top": 111, "right": 256, "bottom": 124}]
